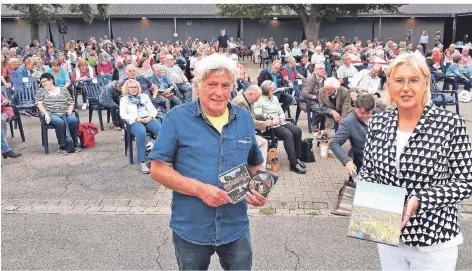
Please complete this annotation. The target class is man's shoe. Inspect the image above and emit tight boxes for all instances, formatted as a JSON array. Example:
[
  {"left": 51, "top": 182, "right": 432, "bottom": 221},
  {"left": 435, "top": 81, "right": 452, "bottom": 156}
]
[
  {"left": 2, "top": 150, "right": 22, "bottom": 159},
  {"left": 290, "top": 163, "right": 306, "bottom": 174},
  {"left": 297, "top": 159, "right": 306, "bottom": 168},
  {"left": 139, "top": 162, "right": 150, "bottom": 174}
]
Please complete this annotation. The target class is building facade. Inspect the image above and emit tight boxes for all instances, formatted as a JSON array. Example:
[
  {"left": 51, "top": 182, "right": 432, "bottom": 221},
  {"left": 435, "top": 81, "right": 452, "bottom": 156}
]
[{"left": 2, "top": 4, "right": 472, "bottom": 49}]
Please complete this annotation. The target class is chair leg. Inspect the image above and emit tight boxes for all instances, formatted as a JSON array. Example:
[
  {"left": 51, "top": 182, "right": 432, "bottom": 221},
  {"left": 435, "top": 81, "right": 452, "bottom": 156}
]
[
  {"left": 44, "top": 127, "right": 49, "bottom": 155},
  {"left": 306, "top": 107, "right": 312, "bottom": 134},
  {"left": 17, "top": 116, "right": 25, "bottom": 142},
  {"left": 128, "top": 135, "right": 134, "bottom": 164},
  {"left": 88, "top": 107, "right": 93, "bottom": 123},
  {"left": 107, "top": 109, "right": 111, "bottom": 124},
  {"left": 9, "top": 120, "right": 14, "bottom": 138},
  {"left": 295, "top": 105, "right": 301, "bottom": 125},
  {"left": 97, "top": 108, "right": 104, "bottom": 131}
]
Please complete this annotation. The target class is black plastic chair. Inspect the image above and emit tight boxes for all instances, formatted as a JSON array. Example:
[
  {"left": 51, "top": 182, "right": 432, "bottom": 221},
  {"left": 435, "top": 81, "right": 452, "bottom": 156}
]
[
  {"left": 98, "top": 74, "right": 112, "bottom": 87},
  {"left": 82, "top": 79, "right": 110, "bottom": 131},
  {"left": 293, "top": 79, "right": 314, "bottom": 133},
  {"left": 10, "top": 77, "right": 38, "bottom": 142},
  {"left": 256, "top": 127, "right": 278, "bottom": 149},
  {"left": 122, "top": 114, "right": 163, "bottom": 164},
  {"left": 431, "top": 74, "right": 460, "bottom": 115},
  {"left": 40, "top": 110, "right": 80, "bottom": 154},
  {"left": 2, "top": 86, "right": 24, "bottom": 142}
]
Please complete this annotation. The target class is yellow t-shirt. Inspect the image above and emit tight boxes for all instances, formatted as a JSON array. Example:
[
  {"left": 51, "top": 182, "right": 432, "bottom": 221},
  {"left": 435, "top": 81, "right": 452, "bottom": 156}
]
[{"left": 203, "top": 107, "right": 229, "bottom": 133}]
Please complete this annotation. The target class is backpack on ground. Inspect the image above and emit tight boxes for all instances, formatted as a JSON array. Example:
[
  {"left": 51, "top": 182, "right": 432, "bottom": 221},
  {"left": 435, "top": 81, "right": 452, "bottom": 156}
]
[
  {"left": 78, "top": 123, "right": 99, "bottom": 148},
  {"left": 300, "top": 138, "right": 316, "bottom": 163}
]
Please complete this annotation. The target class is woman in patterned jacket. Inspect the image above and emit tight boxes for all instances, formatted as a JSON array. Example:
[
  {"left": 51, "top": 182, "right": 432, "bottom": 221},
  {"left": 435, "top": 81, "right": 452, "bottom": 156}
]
[{"left": 358, "top": 52, "right": 472, "bottom": 270}]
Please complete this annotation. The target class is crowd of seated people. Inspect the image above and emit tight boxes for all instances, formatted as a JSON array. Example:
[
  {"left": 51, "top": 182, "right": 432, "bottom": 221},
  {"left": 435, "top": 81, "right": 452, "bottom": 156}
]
[{"left": 2, "top": 33, "right": 471, "bottom": 180}]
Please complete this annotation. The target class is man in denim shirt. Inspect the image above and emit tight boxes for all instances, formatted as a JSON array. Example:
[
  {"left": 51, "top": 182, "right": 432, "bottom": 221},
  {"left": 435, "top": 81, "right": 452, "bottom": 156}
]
[{"left": 149, "top": 53, "right": 267, "bottom": 270}]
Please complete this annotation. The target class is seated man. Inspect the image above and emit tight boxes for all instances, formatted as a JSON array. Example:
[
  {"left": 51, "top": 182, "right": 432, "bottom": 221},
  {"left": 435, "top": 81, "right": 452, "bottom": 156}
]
[
  {"left": 99, "top": 80, "right": 122, "bottom": 131},
  {"left": 446, "top": 55, "right": 471, "bottom": 91},
  {"left": 232, "top": 85, "right": 271, "bottom": 169},
  {"left": 330, "top": 94, "right": 376, "bottom": 184},
  {"left": 336, "top": 54, "right": 358, "bottom": 88},
  {"left": 302, "top": 63, "right": 327, "bottom": 132},
  {"left": 257, "top": 60, "right": 294, "bottom": 114},
  {"left": 461, "top": 47, "right": 472, "bottom": 78},
  {"left": 318, "top": 77, "right": 353, "bottom": 131},
  {"left": 150, "top": 64, "right": 182, "bottom": 112},
  {"left": 16, "top": 57, "right": 34, "bottom": 79},
  {"left": 296, "top": 55, "right": 313, "bottom": 79},
  {"left": 280, "top": 57, "right": 305, "bottom": 87},
  {"left": 347, "top": 64, "right": 385, "bottom": 109},
  {"left": 164, "top": 55, "right": 192, "bottom": 103},
  {"left": 255, "top": 80, "right": 306, "bottom": 174}
]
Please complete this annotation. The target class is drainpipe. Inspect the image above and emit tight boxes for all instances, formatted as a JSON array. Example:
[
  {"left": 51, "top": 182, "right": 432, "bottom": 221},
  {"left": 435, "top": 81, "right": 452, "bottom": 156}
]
[
  {"left": 240, "top": 18, "right": 244, "bottom": 40},
  {"left": 378, "top": 17, "right": 382, "bottom": 41},
  {"left": 452, "top": 13, "right": 457, "bottom": 44},
  {"left": 108, "top": 17, "right": 111, "bottom": 38}
]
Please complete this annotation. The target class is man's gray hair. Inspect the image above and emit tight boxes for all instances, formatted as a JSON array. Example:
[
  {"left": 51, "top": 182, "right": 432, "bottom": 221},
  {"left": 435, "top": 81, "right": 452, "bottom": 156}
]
[
  {"left": 152, "top": 63, "right": 165, "bottom": 71},
  {"left": 356, "top": 94, "right": 376, "bottom": 111},
  {"left": 287, "top": 57, "right": 296, "bottom": 63},
  {"left": 193, "top": 53, "right": 239, "bottom": 88},
  {"left": 324, "top": 77, "right": 340, "bottom": 89},
  {"left": 260, "top": 80, "right": 274, "bottom": 96}
]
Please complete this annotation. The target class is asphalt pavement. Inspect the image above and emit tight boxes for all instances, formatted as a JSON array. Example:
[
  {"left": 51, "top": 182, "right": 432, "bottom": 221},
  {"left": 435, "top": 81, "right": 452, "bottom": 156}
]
[{"left": 2, "top": 214, "right": 472, "bottom": 270}]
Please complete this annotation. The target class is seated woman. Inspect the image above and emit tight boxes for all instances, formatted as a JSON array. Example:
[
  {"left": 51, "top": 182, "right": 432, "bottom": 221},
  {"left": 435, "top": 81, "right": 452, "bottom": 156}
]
[
  {"left": 72, "top": 59, "right": 96, "bottom": 109},
  {"left": 120, "top": 79, "right": 161, "bottom": 174},
  {"left": 97, "top": 53, "right": 113, "bottom": 76},
  {"left": 47, "top": 60, "right": 71, "bottom": 89},
  {"left": 57, "top": 52, "right": 72, "bottom": 73},
  {"left": 35, "top": 73, "right": 79, "bottom": 155},
  {"left": 446, "top": 55, "right": 471, "bottom": 91},
  {"left": 137, "top": 57, "right": 154, "bottom": 78},
  {"left": 254, "top": 80, "right": 306, "bottom": 174}
]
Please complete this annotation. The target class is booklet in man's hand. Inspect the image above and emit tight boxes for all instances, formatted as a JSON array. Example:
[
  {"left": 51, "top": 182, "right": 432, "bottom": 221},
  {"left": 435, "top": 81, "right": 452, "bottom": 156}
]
[
  {"left": 347, "top": 181, "right": 406, "bottom": 246},
  {"left": 219, "top": 164, "right": 279, "bottom": 203}
]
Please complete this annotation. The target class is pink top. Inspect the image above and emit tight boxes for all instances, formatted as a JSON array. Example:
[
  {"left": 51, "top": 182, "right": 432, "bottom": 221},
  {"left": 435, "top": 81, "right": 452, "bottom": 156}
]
[
  {"left": 1, "top": 94, "right": 14, "bottom": 120},
  {"left": 97, "top": 61, "right": 113, "bottom": 75}
]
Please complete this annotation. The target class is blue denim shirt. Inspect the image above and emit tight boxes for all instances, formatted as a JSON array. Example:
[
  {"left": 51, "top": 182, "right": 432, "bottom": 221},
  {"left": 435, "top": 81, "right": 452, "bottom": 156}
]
[{"left": 148, "top": 101, "right": 264, "bottom": 246}]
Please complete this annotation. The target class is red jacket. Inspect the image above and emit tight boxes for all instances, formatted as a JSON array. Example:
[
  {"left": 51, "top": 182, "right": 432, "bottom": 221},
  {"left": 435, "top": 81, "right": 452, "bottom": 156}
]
[{"left": 97, "top": 61, "right": 114, "bottom": 75}]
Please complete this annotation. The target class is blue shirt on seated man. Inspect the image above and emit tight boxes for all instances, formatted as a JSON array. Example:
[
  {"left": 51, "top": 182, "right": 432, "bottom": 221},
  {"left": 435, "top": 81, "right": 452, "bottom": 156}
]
[{"left": 149, "top": 53, "right": 267, "bottom": 271}]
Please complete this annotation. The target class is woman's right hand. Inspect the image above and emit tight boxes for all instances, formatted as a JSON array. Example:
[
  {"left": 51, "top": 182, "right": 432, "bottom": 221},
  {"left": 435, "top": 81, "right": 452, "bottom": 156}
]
[
  {"left": 135, "top": 117, "right": 143, "bottom": 123},
  {"left": 45, "top": 114, "right": 51, "bottom": 124},
  {"left": 345, "top": 161, "right": 357, "bottom": 176}
]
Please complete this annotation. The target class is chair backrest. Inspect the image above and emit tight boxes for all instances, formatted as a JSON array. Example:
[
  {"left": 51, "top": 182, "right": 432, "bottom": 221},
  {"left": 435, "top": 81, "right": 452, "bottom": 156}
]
[
  {"left": 98, "top": 74, "right": 112, "bottom": 87},
  {"left": 12, "top": 76, "right": 37, "bottom": 108},
  {"left": 82, "top": 78, "right": 101, "bottom": 105},
  {"left": 430, "top": 74, "right": 440, "bottom": 93},
  {"left": 1, "top": 86, "right": 8, "bottom": 99}
]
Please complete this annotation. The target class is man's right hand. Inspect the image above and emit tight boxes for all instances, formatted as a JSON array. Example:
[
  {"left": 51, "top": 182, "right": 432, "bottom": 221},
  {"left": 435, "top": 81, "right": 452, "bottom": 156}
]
[
  {"left": 345, "top": 161, "right": 357, "bottom": 176},
  {"left": 264, "top": 120, "right": 273, "bottom": 127},
  {"left": 332, "top": 111, "right": 341, "bottom": 122},
  {"left": 197, "top": 183, "right": 232, "bottom": 207}
]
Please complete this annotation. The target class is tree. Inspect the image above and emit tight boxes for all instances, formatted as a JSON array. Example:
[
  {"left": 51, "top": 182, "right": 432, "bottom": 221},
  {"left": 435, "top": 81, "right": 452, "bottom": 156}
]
[
  {"left": 217, "top": 4, "right": 404, "bottom": 42},
  {"left": 5, "top": 4, "right": 109, "bottom": 41}
]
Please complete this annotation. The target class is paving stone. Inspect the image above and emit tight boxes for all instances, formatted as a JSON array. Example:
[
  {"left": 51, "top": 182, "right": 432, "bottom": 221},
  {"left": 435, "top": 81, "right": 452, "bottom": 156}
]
[
  {"left": 298, "top": 201, "right": 314, "bottom": 209},
  {"left": 86, "top": 206, "right": 103, "bottom": 213},
  {"left": 100, "top": 206, "right": 118, "bottom": 212},
  {"left": 142, "top": 200, "right": 159, "bottom": 207},
  {"left": 128, "top": 199, "right": 145, "bottom": 207},
  {"left": 71, "top": 199, "right": 89, "bottom": 206},
  {"left": 115, "top": 207, "right": 132, "bottom": 212},
  {"left": 2, "top": 205, "right": 19, "bottom": 211},
  {"left": 46, "top": 200, "right": 61, "bottom": 206},
  {"left": 129, "top": 207, "right": 146, "bottom": 213}
]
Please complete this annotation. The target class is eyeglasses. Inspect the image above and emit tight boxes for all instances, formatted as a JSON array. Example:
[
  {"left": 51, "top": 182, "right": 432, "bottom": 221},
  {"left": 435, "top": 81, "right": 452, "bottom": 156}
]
[
  {"left": 358, "top": 110, "right": 373, "bottom": 116},
  {"left": 40, "top": 79, "right": 49, "bottom": 85},
  {"left": 389, "top": 78, "right": 426, "bottom": 89}
]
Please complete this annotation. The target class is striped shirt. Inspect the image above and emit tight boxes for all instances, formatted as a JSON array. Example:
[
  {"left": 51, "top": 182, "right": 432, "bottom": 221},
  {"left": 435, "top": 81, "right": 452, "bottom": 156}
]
[{"left": 35, "top": 87, "right": 74, "bottom": 115}]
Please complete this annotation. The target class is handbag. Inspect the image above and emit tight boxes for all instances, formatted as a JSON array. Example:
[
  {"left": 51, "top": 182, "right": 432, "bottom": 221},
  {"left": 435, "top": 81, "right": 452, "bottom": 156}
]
[{"left": 62, "top": 114, "right": 76, "bottom": 153}]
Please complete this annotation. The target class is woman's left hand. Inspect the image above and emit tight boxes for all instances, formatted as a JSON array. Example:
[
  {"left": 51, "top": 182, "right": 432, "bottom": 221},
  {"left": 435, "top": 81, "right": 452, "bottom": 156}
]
[
  {"left": 244, "top": 190, "right": 268, "bottom": 207},
  {"left": 401, "top": 196, "right": 419, "bottom": 229}
]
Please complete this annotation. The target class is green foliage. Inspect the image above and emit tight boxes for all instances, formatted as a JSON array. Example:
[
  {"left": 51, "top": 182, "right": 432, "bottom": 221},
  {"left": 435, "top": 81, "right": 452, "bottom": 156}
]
[{"left": 6, "top": 4, "right": 109, "bottom": 24}]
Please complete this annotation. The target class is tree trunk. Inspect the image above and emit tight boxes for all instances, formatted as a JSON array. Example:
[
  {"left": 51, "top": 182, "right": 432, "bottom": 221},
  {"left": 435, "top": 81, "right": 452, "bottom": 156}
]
[
  {"left": 30, "top": 21, "right": 40, "bottom": 41},
  {"left": 303, "top": 15, "right": 321, "bottom": 42}
]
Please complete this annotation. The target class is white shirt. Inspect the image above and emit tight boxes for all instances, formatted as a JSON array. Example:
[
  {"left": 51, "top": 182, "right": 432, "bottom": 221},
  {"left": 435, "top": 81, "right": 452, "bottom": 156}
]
[
  {"left": 336, "top": 64, "right": 358, "bottom": 79},
  {"left": 348, "top": 69, "right": 380, "bottom": 95},
  {"left": 311, "top": 53, "right": 325, "bottom": 64},
  {"left": 396, "top": 129, "right": 463, "bottom": 252}
]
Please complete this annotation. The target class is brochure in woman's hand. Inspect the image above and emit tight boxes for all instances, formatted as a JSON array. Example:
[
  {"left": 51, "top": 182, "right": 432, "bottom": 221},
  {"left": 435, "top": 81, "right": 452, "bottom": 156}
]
[{"left": 218, "top": 164, "right": 279, "bottom": 203}]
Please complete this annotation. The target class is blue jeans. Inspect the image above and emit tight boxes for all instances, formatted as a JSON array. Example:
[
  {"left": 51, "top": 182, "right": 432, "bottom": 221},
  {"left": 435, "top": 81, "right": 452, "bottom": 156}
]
[
  {"left": 172, "top": 230, "right": 252, "bottom": 271},
  {"left": 176, "top": 83, "right": 193, "bottom": 103},
  {"left": 1, "top": 113, "right": 11, "bottom": 153},
  {"left": 130, "top": 119, "right": 161, "bottom": 162},
  {"left": 49, "top": 114, "right": 79, "bottom": 147},
  {"left": 100, "top": 101, "right": 120, "bottom": 125}
]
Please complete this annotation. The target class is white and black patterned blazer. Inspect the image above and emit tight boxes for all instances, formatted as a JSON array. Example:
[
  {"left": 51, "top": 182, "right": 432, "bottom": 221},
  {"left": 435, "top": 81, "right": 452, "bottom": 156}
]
[{"left": 358, "top": 103, "right": 472, "bottom": 247}]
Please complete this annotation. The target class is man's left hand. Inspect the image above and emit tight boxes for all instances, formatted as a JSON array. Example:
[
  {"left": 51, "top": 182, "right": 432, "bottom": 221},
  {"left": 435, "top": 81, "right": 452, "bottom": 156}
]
[
  {"left": 245, "top": 190, "right": 268, "bottom": 207},
  {"left": 401, "top": 196, "right": 419, "bottom": 229}
]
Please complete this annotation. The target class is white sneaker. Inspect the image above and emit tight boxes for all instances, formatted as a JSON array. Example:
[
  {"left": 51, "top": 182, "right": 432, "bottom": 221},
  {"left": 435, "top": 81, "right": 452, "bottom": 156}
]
[
  {"left": 81, "top": 103, "right": 88, "bottom": 110},
  {"left": 139, "top": 162, "right": 150, "bottom": 174}
]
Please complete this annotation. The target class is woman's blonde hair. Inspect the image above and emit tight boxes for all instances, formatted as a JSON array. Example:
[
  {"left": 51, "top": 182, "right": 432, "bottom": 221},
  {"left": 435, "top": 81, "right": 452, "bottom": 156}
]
[
  {"left": 121, "top": 79, "right": 141, "bottom": 95},
  {"left": 383, "top": 52, "right": 431, "bottom": 107},
  {"left": 77, "top": 59, "right": 88, "bottom": 68}
]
